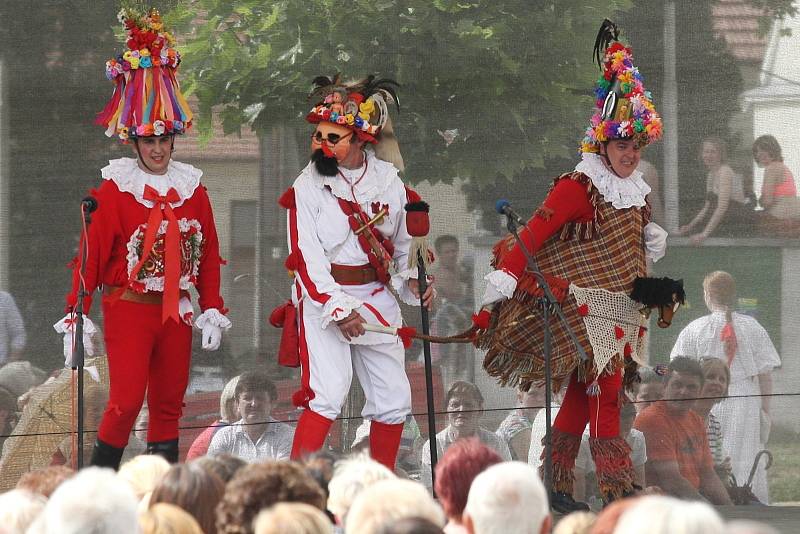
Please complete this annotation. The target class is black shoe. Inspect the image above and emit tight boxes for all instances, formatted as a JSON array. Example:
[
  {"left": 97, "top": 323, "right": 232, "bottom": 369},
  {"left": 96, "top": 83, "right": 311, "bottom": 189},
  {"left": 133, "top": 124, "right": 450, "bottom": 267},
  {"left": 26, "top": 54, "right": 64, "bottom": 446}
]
[
  {"left": 146, "top": 438, "right": 179, "bottom": 463},
  {"left": 550, "top": 491, "right": 590, "bottom": 514},
  {"left": 90, "top": 439, "right": 125, "bottom": 471}
]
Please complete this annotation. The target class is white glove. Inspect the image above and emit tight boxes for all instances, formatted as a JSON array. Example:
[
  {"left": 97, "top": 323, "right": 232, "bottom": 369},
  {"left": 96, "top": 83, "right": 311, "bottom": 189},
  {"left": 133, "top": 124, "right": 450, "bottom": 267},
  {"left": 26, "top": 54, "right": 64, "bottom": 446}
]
[
  {"left": 644, "top": 222, "right": 668, "bottom": 263},
  {"left": 201, "top": 323, "right": 222, "bottom": 351},
  {"left": 54, "top": 314, "right": 97, "bottom": 367}
]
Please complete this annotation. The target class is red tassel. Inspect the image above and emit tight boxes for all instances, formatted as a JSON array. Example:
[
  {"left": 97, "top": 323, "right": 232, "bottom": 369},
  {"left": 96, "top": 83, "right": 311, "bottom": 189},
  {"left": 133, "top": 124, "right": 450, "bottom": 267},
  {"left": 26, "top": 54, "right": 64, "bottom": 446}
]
[
  {"left": 278, "top": 187, "right": 296, "bottom": 209},
  {"left": 404, "top": 186, "right": 422, "bottom": 204},
  {"left": 472, "top": 309, "right": 491, "bottom": 329},
  {"left": 638, "top": 326, "right": 646, "bottom": 338},
  {"left": 623, "top": 342, "right": 632, "bottom": 358},
  {"left": 577, "top": 303, "right": 589, "bottom": 317},
  {"left": 285, "top": 252, "right": 299, "bottom": 271},
  {"left": 396, "top": 326, "right": 417, "bottom": 349},
  {"left": 614, "top": 326, "right": 625, "bottom": 340}
]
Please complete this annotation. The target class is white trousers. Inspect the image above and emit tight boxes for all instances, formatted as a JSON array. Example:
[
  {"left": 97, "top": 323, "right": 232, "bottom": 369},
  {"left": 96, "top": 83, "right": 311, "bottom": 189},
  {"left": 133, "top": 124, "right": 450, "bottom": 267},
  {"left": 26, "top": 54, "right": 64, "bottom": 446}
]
[{"left": 299, "top": 282, "right": 412, "bottom": 425}]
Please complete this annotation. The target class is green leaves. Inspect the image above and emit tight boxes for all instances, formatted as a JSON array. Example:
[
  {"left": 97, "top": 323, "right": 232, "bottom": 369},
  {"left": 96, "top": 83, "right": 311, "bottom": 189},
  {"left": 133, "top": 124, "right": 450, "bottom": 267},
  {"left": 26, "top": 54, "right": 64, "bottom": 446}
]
[{"left": 170, "top": 0, "right": 632, "bottom": 186}]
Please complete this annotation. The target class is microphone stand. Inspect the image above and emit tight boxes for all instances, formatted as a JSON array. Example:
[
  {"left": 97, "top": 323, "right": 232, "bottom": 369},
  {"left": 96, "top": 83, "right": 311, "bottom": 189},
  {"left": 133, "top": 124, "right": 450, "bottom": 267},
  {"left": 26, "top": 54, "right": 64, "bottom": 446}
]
[
  {"left": 72, "top": 201, "right": 93, "bottom": 468},
  {"left": 416, "top": 251, "right": 439, "bottom": 496},
  {"left": 503, "top": 215, "right": 588, "bottom": 495}
]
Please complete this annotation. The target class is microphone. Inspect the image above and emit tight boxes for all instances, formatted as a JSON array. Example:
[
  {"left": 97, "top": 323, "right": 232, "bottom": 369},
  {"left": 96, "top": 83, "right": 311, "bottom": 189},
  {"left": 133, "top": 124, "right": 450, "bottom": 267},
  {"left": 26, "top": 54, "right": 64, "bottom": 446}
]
[
  {"left": 81, "top": 196, "right": 98, "bottom": 214},
  {"left": 495, "top": 199, "right": 526, "bottom": 227}
]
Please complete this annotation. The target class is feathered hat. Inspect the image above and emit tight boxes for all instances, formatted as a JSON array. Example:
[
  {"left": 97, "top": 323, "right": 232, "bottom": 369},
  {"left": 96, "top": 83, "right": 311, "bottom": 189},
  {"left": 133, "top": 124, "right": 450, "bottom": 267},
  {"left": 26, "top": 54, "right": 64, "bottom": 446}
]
[
  {"left": 95, "top": 7, "right": 193, "bottom": 142},
  {"left": 307, "top": 74, "right": 405, "bottom": 171},
  {"left": 580, "top": 19, "right": 662, "bottom": 153}
]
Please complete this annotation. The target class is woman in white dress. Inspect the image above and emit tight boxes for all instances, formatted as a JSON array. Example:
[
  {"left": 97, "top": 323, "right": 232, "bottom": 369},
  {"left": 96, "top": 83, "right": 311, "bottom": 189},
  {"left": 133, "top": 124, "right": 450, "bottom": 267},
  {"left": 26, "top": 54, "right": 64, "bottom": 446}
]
[{"left": 670, "top": 271, "right": 779, "bottom": 503}]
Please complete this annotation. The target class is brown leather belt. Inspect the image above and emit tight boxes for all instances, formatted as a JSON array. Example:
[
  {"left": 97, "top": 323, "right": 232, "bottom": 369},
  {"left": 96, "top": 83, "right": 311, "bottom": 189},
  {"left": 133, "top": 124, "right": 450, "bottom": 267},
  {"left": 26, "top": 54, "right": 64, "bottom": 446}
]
[
  {"left": 330, "top": 264, "right": 379, "bottom": 285},
  {"left": 103, "top": 285, "right": 189, "bottom": 304}
]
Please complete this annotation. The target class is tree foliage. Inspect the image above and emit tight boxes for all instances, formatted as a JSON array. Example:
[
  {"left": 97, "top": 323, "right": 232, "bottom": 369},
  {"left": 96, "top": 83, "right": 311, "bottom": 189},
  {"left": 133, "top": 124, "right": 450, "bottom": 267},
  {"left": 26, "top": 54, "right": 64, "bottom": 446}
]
[{"left": 168, "top": 0, "right": 631, "bottom": 188}]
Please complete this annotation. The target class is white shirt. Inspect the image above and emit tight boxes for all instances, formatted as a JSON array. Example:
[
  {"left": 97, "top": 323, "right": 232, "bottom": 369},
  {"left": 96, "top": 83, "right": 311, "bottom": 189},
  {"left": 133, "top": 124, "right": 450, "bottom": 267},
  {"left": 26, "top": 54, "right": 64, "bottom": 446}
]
[
  {"left": 420, "top": 426, "right": 512, "bottom": 488},
  {"left": 207, "top": 417, "right": 294, "bottom": 462},
  {"left": 575, "top": 428, "right": 647, "bottom": 472},
  {"left": 0, "top": 292, "right": 25, "bottom": 364},
  {"left": 671, "top": 311, "right": 780, "bottom": 381}
]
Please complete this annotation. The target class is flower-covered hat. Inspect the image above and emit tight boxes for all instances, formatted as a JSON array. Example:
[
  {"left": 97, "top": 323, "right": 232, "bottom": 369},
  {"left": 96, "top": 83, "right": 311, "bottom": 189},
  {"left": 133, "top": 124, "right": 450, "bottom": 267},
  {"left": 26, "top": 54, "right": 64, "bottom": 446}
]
[
  {"left": 95, "top": 7, "right": 192, "bottom": 142},
  {"left": 580, "top": 20, "right": 662, "bottom": 153},
  {"left": 306, "top": 74, "right": 399, "bottom": 144}
]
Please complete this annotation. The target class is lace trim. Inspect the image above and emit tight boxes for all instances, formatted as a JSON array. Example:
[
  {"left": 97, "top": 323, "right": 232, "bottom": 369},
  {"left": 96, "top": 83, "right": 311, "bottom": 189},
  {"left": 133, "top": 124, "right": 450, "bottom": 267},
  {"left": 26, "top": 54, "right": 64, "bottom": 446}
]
[
  {"left": 391, "top": 267, "right": 421, "bottom": 306},
  {"left": 101, "top": 157, "right": 202, "bottom": 208},
  {"left": 574, "top": 153, "right": 650, "bottom": 209},
  {"left": 125, "top": 218, "right": 203, "bottom": 293},
  {"left": 310, "top": 151, "right": 399, "bottom": 204},
  {"left": 320, "top": 293, "right": 363, "bottom": 329},
  {"left": 485, "top": 269, "right": 518, "bottom": 299}
]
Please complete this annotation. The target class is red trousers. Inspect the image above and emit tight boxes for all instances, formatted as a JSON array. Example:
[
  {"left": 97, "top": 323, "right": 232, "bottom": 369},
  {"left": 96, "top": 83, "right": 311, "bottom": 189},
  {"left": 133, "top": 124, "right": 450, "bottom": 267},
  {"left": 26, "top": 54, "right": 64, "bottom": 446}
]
[
  {"left": 554, "top": 366, "right": 623, "bottom": 439},
  {"left": 98, "top": 298, "right": 192, "bottom": 447}
]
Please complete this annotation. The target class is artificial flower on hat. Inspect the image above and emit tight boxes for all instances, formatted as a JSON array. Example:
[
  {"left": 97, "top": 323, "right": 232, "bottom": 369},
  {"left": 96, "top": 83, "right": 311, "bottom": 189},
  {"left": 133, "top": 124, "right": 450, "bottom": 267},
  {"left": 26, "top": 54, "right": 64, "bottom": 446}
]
[
  {"left": 95, "top": 7, "right": 192, "bottom": 142},
  {"left": 580, "top": 19, "right": 662, "bottom": 153},
  {"left": 305, "top": 74, "right": 400, "bottom": 144}
]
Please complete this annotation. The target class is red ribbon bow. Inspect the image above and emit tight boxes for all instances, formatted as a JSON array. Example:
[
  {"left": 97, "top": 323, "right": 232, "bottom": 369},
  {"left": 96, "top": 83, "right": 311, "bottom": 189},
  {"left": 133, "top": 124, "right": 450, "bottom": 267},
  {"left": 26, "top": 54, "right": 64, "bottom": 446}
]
[{"left": 124, "top": 185, "right": 181, "bottom": 324}]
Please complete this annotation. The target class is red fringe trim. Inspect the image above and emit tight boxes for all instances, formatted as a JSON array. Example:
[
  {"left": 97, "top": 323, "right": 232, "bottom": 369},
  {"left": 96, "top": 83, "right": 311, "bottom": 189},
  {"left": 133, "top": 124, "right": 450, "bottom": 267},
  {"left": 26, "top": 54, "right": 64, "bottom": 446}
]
[
  {"left": 541, "top": 429, "right": 582, "bottom": 494},
  {"left": 589, "top": 437, "right": 635, "bottom": 500}
]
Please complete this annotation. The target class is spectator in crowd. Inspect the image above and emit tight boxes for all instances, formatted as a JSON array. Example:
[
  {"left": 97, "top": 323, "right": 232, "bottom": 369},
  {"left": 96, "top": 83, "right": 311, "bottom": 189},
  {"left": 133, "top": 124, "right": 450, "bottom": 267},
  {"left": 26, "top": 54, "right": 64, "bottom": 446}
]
[
  {"left": 633, "top": 358, "right": 732, "bottom": 504},
  {"left": 434, "top": 438, "right": 502, "bottom": 534},
  {"left": 254, "top": 502, "right": 333, "bottom": 534},
  {"left": 693, "top": 358, "right": 732, "bottom": 484},
  {"left": 301, "top": 450, "right": 338, "bottom": 500},
  {"left": 675, "top": 137, "right": 753, "bottom": 244},
  {"left": 753, "top": 134, "right": 800, "bottom": 236},
  {"left": 346, "top": 478, "right": 445, "bottom": 534},
  {"left": 0, "top": 489, "right": 46, "bottom": 533},
  {"left": 51, "top": 383, "right": 108, "bottom": 468},
  {"left": 612, "top": 495, "right": 725, "bottom": 534},
  {"left": 327, "top": 454, "right": 395, "bottom": 529},
  {"left": 552, "top": 511, "right": 596, "bottom": 534},
  {"left": 574, "top": 402, "right": 645, "bottom": 503},
  {"left": 585, "top": 497, "right": 639, "bottom": 534},
  {"left": 496, "top": 385, "right": 544, "bottom": 461},
  {"left": 150, "top": 461, "right": 225, "bottom": 534},
  {"left": 377, "top": 517, "right": 444, "bottom": 534},
  {"left": 0, "top": 291, "right": 26, "bottom": 364},
  {"left": 16, "top": 465, "right": 75, "bottom": 498},
  {"left": 122, "top": 405, "right": 149, "bottom": 462},
  {"left": 421, "top": 382, "right": 511, "bottom": 489},
  {"left": 430, "top": 235, "right": 473, "bottom": 387},
  {"left": 207, "top": 370, "right": 294, "bottom": 462},
  {"left": 431, "top": 235, "right": 468, "bottom": 305},
  {"left": 187, "top": 375, "right": 240, "bottom": 460},
  {"left": 671, "top": 270, "right": 779, "bottom": 503},
  {"left": 29, "top": 466, "right": 139, "bottom": 534},
  {"left": 216, "top": 461, "right": 326, "bottom": 534},
  {"left": 463, "top": 462, "right": 551, "bottom": 534},
  {"left": 193, "top": 453, "right": 246, "bottom": 484},
  {"left": 351, "top": 415, "right": 422, "bottom": 474},
  {"left": 117, "top": 454, "right": 171, "bottom": 503},
  {"left": 140, "top": 502, "right": 204, "bottom": 534},
  {"left": 630, "top": 366, "right": 663, "bottom": 414}
]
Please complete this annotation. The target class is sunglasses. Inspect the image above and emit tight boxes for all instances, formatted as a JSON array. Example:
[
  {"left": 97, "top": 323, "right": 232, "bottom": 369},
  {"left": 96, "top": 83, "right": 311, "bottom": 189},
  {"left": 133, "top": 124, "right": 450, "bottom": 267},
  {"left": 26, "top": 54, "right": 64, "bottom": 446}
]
[{"left": 311, "top": 131, "right": 353, "bottom": 146}]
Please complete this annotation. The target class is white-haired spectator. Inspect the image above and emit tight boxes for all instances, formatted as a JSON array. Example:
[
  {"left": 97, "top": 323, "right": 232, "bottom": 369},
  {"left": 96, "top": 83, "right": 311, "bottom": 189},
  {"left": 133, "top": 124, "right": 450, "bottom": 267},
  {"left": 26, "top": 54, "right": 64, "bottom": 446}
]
[
  {"left": 327, "top": 453, "right": 396, "bottom": 528},
  {"left": 117, "top": 453, "right": 171, "bottom": 502},
  {"left": 29, "top": 466, "right": 139, "bottom": 534},
  {"left": 463, "top": 462, "right": 550, "bottom": 534},
  {"left": 254, "top": 502, "right": 333, "bottom": 534},
  {"left": 613, "top": 495, "right": 724, "bottom": 534},
  {"left": 345, "top": 479, "right": 445, "bottom": 534},
  {"left": 552, "top": 511, "right": 596, "bottom": 534},
  {"left": 0, "top": 489, "right": 46, "bottom": 534}
]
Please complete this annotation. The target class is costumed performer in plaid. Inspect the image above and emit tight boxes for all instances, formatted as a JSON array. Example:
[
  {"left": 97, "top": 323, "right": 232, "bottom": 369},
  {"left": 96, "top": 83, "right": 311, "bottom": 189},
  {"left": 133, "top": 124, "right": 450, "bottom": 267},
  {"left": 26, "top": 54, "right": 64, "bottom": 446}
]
[
  {"left": 54, "top": 7, "right": 230, "bottom": 470},
  {"left": 278, "top": 74, "right": 434, "bottom": 471},
  {"left": 474, "top": 20, "right": 668, "bottom": 511}
]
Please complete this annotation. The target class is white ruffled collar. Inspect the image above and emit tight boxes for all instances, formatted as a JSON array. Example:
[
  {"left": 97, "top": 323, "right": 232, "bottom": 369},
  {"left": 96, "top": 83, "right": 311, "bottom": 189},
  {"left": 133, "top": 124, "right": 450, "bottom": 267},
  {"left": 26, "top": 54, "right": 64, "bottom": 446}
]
[
  {"left": 574, "top": 153, "right": 650, "bottom": 209},
  {"left": 101, "top": 157, "right": 202, "bottom": 208},
  {"left": 308, "top": 150, "right": 398, "bottom": 204}
]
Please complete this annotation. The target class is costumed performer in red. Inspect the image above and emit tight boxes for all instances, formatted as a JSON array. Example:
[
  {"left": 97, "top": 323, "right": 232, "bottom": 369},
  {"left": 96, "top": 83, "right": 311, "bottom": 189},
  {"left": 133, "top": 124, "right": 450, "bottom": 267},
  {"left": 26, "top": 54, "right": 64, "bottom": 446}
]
[
  {"left": 278, "top": 74, "right": 434, "bottom": 471},
  {"left": 54, "top": 7, "right": 231, "bottom": 470},
  {"left": 474, "top": 20, "right": 668, "bottom": 511}
]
